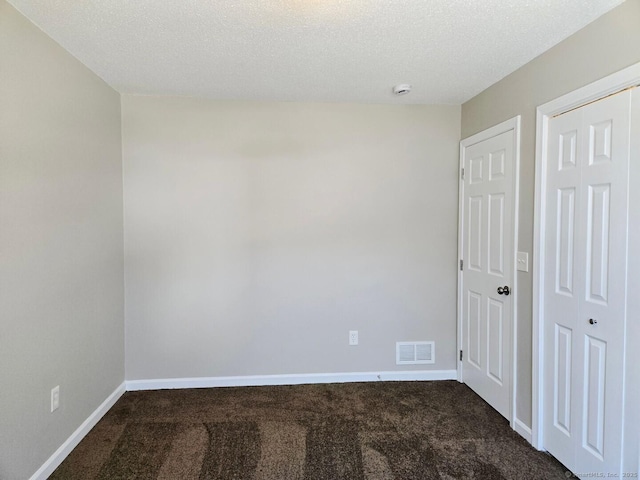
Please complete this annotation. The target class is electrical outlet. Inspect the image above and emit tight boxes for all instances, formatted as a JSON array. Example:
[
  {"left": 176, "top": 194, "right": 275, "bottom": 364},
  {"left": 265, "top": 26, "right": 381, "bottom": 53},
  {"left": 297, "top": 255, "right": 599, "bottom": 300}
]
[
  {"left": 51, "top": 386, "right": 60, "bottom": 412},
  {"left": 349, "top": 330, "right": 358, "bottom": 346}
]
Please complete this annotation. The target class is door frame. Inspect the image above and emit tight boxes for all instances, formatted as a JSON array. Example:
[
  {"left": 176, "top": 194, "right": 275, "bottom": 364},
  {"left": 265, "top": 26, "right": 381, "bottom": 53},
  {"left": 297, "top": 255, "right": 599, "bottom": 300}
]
[
  {"left": 532, "top": 61, "right": 640, "bottom": 453},
  {"left": 457, "top": 115, "right": 521, "bottom": 432}
]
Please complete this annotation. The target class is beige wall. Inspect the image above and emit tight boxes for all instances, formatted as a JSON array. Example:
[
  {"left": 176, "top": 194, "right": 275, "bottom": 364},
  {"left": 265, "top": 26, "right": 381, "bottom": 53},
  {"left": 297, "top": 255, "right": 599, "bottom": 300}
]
[
  {"left": 0, "top": 2, "right": 124, "bottom": 479},
  {"left": 123, "top": 96, "right": 461, "bottom": 380},
  {"left": 461, "top": 0, "right": 640, "bottom": 428}
]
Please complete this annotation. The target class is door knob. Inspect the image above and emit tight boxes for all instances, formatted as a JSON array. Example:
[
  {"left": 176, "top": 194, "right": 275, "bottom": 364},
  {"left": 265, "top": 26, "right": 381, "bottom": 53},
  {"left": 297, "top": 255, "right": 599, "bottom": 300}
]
[
  {"left": 497, "top": 286, "right": 511, "bottom": 296},
  {"left": 589, "top": 318, "right": 597, "bottom": 325}
]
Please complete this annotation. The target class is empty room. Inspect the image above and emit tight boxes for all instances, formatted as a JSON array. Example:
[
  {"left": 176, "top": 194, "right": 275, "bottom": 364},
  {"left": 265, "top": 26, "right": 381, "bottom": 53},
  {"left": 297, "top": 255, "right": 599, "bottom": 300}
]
[{"left": 1, "top": 0, "right": 639, "bottom": 479}]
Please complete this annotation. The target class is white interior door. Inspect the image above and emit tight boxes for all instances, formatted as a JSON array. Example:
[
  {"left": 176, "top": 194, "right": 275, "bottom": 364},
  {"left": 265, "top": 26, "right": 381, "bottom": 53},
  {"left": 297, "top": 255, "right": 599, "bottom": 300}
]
[
  {"left": 543, "top": 89, "right": 631, "bottom": 476},
  {"left": 460, "top": 128, "right": 516, "bottom": 420}
]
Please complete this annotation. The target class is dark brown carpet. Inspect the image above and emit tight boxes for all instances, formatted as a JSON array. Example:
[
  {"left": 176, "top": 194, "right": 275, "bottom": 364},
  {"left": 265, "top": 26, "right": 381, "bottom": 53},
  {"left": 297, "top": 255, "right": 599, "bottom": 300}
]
[{"left": 50, "top": 381, "right": 568, "bottom": 479}]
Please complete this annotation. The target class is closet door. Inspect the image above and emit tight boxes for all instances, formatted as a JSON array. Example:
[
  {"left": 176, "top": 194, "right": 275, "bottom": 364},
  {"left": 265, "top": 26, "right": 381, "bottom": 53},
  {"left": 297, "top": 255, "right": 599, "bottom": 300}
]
[
  {"left": 544, "top": 89, "right": 631, "bottom": 476},
  {"left": 543, "top": 105, "right": 583, "bottom": 470},
  {"left": 573, "top": 88, "right": 630, "bottom": 475}
]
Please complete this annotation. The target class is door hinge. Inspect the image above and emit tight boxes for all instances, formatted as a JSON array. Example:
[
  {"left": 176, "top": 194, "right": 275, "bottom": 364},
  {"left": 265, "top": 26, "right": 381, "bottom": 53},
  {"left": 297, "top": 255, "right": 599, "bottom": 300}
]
[
  {"left": 459, "top": 259, "right": 463, "bottom": 271},
  {"left": 461, "top": 168, "right": 465, "bottom": 180},
  {"left": 460, "top": 350, "right": 463, "bottom": 361}
]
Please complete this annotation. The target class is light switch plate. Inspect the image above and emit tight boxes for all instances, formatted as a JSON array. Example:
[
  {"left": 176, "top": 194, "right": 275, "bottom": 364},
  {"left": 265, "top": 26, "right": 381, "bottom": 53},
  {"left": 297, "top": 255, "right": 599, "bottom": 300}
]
[{"left": 517, "top": 252, "right": 529, "bottom": 272}]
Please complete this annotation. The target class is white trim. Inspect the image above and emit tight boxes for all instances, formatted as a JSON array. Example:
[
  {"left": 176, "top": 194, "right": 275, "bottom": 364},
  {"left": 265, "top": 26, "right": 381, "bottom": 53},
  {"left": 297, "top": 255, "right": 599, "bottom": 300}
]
[
  {"left": 536, "top": 62, "right": 640, "bottom": 118},
  {"left": 532, "top": 106, "right": 548, "bottom": 450},
  {"left": 622, "top": 87, "right": 640, "bottom": 477},
  {"left": 457, "top": 115, "right": 522, "bottom": 436},
  {"left": 533, "top": 61, "right": 640, "bottom": 451},
  {"left": 514, "top": 418, "right": 533, "bottom": 444},
  {"left": 125, "top": 370, "right": 457, "bottom": 391},
  {"left": 29, "top": 382, "right": 126, "bottom": 480},
  {"left": 457, "top": 139, "right": 465, "bottom": 384},
  {"left": 511, "top": 116, "right": 522, "bottom": 437}
]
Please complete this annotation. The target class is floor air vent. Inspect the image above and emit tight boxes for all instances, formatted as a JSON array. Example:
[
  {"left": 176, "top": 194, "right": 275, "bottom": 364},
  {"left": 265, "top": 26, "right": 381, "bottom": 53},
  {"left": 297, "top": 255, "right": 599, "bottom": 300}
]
[{"left": 396, "top": 341, "right": 435, "bottom": 365}]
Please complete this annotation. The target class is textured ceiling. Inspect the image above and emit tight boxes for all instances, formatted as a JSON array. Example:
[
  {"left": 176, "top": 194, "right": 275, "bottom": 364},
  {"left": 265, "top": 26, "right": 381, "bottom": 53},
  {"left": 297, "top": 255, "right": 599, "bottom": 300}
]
[{"left": 8, "top": 0, "right": 625, "bottom": 104}]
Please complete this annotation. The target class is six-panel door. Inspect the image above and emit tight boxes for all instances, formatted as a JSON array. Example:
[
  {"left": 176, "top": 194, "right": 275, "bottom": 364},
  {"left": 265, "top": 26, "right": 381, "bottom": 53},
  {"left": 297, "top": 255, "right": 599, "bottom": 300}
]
[
  {"left": 461, "top": 130, "right": 514, "bottom": 420},
  {"left": 544, "top": 90, "right": 631, "bottom": 476}
]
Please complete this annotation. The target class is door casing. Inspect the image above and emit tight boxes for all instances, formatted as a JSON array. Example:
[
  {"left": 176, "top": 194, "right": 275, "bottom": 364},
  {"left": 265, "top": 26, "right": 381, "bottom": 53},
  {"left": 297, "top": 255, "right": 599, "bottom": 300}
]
[
  {"left": 533, "top": 61, "right": 640, "bottom": 474},
  {"left": 457, "top": 116, "right": 521, "bottom": 436}
]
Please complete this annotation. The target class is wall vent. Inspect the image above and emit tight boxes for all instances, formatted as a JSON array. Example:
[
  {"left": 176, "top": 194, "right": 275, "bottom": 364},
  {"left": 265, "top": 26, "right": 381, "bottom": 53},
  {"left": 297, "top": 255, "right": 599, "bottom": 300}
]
[{"left": 396, "top": 341, "right": 435, "bottom": 365}]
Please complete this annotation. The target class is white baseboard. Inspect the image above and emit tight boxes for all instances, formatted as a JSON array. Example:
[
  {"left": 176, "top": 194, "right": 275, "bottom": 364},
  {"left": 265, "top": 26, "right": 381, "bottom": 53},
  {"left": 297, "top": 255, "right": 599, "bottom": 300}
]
[
  {"left": 513, "top": 417, "right": 533, "bottom": 444},
  {"left": 29, "top": 382, "right": 126, "bottom": 480},
  {"left": 126, "top": 369, "right": 457, "bottom": 391}
]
